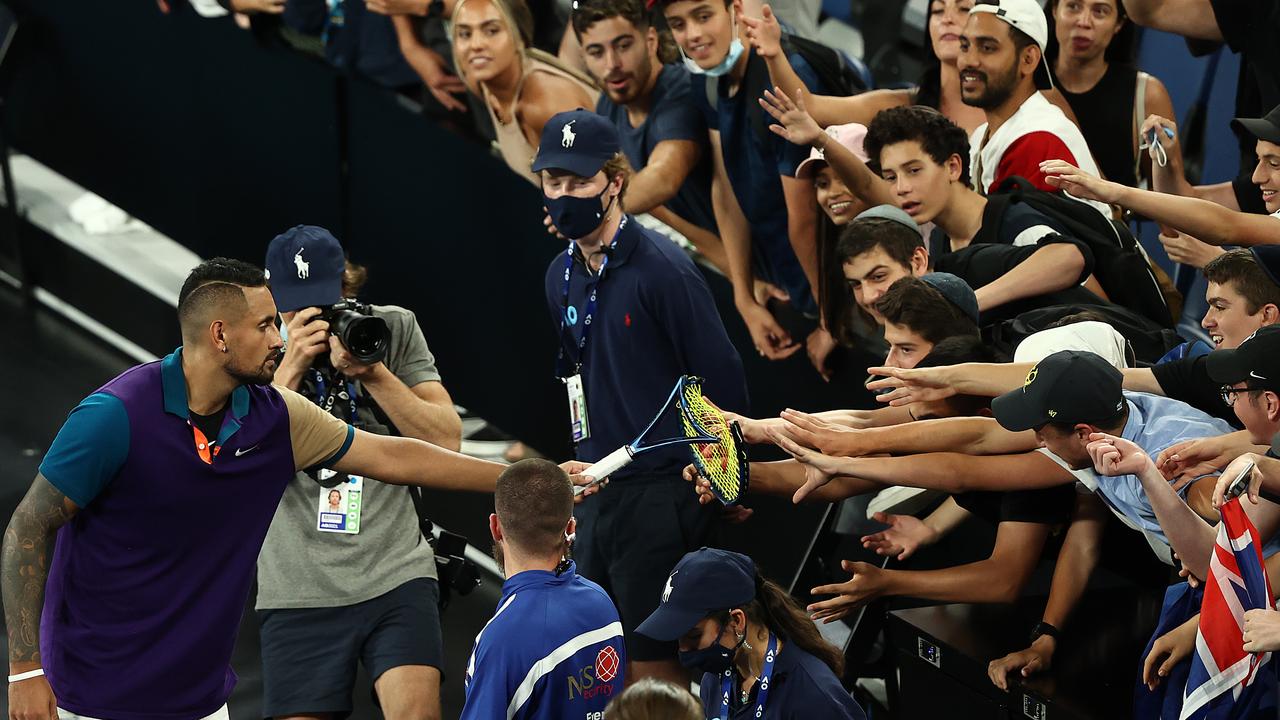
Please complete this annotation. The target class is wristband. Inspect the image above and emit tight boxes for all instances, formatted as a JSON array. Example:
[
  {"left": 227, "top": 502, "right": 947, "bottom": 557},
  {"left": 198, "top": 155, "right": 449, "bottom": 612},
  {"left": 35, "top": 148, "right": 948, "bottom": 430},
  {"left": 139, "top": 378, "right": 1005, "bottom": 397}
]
[
  {"left": 8, "top": 668, "right": 44, "bottom": 683},
  {"left": 1029, "top": 621, "right": 1060, "bottom": 644}
]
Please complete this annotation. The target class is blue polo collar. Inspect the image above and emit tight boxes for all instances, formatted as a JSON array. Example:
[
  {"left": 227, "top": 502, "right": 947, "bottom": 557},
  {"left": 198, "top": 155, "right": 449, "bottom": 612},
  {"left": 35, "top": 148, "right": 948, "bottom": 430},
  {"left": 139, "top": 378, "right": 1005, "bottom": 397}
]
[
  {"left": 161, "top": 347, "right": 251, "bottom": 446},
  {"left": 573, "top": 215, "right": 643, "bottom": 273}
]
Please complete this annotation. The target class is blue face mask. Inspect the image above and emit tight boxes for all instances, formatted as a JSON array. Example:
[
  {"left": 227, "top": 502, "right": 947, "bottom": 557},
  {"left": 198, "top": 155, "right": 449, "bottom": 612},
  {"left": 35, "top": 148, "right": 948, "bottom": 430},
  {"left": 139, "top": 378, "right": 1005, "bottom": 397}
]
[
  {"left": 681, "top": 11, "right": 745, "bottom": 77},
  {"left": 543, "top": 186, "right": 615, "bottom": 240},
  {"left": 677, "top": 622, "right": 744, "bottom": 675}
]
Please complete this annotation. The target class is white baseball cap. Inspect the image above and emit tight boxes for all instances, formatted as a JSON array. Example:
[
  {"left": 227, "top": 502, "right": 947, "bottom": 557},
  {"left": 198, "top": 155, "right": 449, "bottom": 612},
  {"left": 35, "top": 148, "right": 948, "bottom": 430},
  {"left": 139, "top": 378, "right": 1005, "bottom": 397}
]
[
  {"left": 970, "top": 0, "right": 1055, "bottom": 90},
  {"left": 1012, "top": 320, "right": 1132, "bottom": 370}
]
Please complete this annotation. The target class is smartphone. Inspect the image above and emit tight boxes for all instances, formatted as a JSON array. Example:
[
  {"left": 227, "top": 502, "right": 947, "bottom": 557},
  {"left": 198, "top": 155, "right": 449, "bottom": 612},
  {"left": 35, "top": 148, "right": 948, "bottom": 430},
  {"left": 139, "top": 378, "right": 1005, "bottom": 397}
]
[{"left": 1223, "top": 460, "right": 1257, "bottom": 502}]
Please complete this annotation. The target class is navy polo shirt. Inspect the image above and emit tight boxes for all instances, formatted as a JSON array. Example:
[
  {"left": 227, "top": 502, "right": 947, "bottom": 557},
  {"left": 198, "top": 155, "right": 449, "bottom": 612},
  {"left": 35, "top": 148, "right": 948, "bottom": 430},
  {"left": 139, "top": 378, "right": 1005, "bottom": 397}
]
[
  {"left": 697, "top": 641, "right": 868, "bottom": 719},
  {"left": 692, "top": 45, "right": 823, "bottom": 315},
  {"left": 37, "top": 348, "right": 354, "bottom": 720},
  {"left": 598, "top": 63, "right": 718, "bottom": 233},
  {"left": 544, "top": 216, "right": 748, "bottom": 480}
]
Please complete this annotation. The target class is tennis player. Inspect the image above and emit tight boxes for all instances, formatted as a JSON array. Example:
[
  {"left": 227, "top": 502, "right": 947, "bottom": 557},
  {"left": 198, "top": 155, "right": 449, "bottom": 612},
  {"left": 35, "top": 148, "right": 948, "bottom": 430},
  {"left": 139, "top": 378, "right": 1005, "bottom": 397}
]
[{"left": 535, "top": 108, "right": 749, "bottom": 685}]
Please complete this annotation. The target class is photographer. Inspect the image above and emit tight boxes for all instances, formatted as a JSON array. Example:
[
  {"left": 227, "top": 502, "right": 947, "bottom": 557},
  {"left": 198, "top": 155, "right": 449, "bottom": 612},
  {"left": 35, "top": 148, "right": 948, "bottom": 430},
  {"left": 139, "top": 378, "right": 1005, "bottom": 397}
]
[{"left": 258, "top": 225, "right": 461, "bottom": 720}]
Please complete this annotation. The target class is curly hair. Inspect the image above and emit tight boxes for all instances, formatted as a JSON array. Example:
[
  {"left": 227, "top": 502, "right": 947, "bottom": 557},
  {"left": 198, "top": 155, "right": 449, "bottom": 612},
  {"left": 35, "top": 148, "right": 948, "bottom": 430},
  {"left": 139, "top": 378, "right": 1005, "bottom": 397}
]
[{"left": 864, "top": 105, "right": 971, "bottom": 186}]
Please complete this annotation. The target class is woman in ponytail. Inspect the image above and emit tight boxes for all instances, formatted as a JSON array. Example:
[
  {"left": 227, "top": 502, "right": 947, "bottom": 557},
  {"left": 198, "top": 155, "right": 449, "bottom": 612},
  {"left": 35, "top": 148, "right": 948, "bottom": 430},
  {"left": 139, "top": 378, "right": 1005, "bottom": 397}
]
[{"left": 635, "top": 547, "right": 866, "bottom": 719}]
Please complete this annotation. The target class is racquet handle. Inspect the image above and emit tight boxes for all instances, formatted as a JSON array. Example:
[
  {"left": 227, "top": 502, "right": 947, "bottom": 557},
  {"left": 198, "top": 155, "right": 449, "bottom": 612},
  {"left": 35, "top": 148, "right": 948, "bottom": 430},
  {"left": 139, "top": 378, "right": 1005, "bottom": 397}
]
[{"left": 574, "top": 446, "right": 635, "bottom": 496}]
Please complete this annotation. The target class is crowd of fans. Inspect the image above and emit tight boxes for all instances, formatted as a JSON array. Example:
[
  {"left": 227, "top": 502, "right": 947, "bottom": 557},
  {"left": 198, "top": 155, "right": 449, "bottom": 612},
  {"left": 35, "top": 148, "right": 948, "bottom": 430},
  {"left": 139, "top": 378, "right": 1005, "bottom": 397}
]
[{"left": 140, "top": 0, "right": 1280, "bottom": 715}]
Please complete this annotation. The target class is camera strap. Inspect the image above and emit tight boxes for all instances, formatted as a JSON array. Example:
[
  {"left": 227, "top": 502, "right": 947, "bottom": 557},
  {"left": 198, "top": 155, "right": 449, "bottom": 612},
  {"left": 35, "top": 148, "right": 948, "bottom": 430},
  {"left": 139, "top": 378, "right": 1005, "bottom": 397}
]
[{"left": 311, "top": 368, "right": 359, "bottom": 425}]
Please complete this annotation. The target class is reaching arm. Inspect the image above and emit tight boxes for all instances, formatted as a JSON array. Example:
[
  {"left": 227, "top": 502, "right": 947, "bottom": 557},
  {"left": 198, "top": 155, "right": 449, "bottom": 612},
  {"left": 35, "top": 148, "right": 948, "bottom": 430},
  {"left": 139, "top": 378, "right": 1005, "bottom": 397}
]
[
  {"left": 332, "top": 430, "right": 506, "bottom": 492},
  {"left": 623, "top": 140, "right": 703, "bottom": 214},
  {"left": 972, "top": 243, "right": 1087, "bottom": 311},
  {"left": 647, "top": 205, "right": 730, "bottom": 276},
  {"left": 781, "top": 410, "right": 1039, "bottom": 457},
  {"left": 1123, "top": 0, "right": 1224, "bottom": 40},
  {"left": 838, "top": 452, "right": 1078, "bottom": 493},
  {"left": 988, "top": 493, "right": 1106, "bottom": 690},
  {"left": 879, "top": 520, "right": 1051, "bottom": 604},
  {"left": 1122, "top": 367, "right": 1165, "bottom": 395},
  {"left": 1042, "top": 160, "right": 1280, "bottom": 247},
  {"left": 780, "top": 175, "right": 821, "bottom": 302}
]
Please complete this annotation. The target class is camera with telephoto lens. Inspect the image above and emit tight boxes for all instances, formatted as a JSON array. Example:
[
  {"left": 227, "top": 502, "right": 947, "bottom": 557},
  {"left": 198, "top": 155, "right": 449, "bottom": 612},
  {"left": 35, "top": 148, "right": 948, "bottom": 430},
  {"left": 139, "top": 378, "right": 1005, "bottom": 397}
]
[{"left": 319, "top": 300, "right": 390, "bottom": 365}]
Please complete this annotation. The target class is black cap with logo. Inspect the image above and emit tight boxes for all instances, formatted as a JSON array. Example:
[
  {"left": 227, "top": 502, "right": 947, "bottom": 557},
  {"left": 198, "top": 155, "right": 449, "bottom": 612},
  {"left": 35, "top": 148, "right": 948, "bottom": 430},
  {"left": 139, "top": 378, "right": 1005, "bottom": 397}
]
[
  {"left": 992, "top": 350, "right": 1126, "bottom": 431},
  {"left": 1207, "top": 325, "right": 1280, "bottom": 393}
]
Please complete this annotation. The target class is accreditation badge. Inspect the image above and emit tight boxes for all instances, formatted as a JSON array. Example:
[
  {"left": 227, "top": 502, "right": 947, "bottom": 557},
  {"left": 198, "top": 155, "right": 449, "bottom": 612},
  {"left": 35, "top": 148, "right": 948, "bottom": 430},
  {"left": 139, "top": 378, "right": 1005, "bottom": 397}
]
[
  {"left": 566, "top": 373, "right": 590, "bottom": 442},
  {"left": 317, "top": 473, "right": 363, "bottom": 534}
]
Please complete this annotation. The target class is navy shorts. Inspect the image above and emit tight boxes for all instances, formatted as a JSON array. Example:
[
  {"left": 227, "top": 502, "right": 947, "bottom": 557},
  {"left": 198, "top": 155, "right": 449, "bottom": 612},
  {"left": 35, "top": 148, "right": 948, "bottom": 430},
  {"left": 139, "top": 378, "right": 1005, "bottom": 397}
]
[
  {"left": 573, "top": 476, "right": 716, "bottom": 662},
  {"left": 257, "top": 577, "right": 443, "bottom": 719}
]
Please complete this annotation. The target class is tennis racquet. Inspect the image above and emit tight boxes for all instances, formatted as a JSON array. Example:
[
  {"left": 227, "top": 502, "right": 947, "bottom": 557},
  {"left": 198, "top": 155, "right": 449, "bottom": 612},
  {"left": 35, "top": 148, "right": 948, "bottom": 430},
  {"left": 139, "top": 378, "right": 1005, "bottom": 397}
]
[{"left": 576, "top": 376, "right": 748, "bottom": 504}]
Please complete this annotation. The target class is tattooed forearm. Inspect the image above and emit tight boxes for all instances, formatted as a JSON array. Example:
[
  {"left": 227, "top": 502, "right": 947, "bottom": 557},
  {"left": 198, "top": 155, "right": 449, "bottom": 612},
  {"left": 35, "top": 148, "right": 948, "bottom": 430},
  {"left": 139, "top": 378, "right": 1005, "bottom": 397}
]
[{"left": 2, "top": 474, "right": 77, "bottom": 667}]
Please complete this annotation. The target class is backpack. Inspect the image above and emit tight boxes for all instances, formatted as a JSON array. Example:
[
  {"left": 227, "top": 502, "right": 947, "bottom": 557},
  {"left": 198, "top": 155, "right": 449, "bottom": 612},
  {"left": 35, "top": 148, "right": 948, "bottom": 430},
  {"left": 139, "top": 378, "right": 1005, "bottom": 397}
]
[
  {"left": 984, "top": 303, "right": 1184, "bottom": 366},
  {"left": 977, "top": 176, "right": 1177, "bottom": 328},
  {"left": 703, "top": 34, "right": 871, "bottom": 144}
]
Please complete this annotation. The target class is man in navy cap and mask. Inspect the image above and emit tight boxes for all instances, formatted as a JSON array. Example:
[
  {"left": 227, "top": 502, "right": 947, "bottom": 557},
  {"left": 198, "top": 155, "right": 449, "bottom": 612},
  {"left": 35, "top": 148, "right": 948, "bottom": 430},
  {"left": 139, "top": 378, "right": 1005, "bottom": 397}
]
[{"left": 534, "top": 108, "right": 749, "bottom": 686}]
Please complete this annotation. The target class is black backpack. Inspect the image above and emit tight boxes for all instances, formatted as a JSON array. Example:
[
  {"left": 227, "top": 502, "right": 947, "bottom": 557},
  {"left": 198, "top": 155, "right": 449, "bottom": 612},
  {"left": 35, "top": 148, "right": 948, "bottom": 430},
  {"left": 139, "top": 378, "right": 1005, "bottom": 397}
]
[
  {"left": 977, "top": 176, "right": 1175, "bottom": 328},
  {"left": 984, "top": 303, "right": 1184, "bottom": 365}
]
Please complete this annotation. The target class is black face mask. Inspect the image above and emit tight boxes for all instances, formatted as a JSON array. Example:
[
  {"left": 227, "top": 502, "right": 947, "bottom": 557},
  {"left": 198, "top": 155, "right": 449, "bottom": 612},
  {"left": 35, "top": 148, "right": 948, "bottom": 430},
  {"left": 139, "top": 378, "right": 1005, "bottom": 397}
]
[
  {"left": 544, "top": 186, "right": 615, "bottom": 240},
  {"left": 677, "top": 622, "right": 744, "bottom": 675}
]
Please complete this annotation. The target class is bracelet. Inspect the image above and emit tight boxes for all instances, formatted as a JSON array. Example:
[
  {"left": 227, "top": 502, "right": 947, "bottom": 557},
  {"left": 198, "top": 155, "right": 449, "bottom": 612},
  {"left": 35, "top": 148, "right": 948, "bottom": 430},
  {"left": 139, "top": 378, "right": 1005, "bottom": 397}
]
[{"left": 8, "top": 668, "right": 44, "bottom": 683}]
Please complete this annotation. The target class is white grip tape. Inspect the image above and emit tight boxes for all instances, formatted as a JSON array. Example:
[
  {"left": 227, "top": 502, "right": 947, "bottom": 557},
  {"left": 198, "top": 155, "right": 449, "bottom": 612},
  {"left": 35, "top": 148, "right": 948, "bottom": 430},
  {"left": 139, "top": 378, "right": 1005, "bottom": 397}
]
[{"left": 574, "top": 446, "right": 634, "bottom": 495}]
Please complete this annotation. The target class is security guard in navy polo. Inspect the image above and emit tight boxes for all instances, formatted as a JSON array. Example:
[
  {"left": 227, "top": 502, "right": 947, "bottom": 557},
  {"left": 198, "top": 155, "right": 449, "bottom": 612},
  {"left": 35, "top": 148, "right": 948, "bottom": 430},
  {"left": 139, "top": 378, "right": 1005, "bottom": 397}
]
[{"left": 534, "top": 108, "right": 749, "bottom": 685}]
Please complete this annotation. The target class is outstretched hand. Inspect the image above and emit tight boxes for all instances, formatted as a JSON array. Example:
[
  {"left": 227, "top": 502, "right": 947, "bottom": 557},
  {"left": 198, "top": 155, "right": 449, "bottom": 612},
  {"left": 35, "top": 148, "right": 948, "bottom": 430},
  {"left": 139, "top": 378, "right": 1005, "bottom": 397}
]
[
  {"left": 759, "top": 86, "right": 824, "bottom": 148},
  {"left": 864, "top": 365, "right": 957, "bottom": 407},
  {"left": 1039, "top": 160, "right": 1123, "bottom": 205},
  {"left": 742, "top": 4, "right": 783, "bottom": 58},
  {"left": 767, "top": 427, "right": 843, "bottom": 503}
]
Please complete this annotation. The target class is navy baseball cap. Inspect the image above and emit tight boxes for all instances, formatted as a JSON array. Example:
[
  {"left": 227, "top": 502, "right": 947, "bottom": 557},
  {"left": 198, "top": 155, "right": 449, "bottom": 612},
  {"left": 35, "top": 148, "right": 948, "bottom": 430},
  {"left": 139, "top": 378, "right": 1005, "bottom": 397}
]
[
  {"left": 1232, "top": 103, "right": 1280, "bottom": 145},
  {"left": 635, "top": 548, "right": 756, "bottom": 641},
  {"left": 992, "top": 350, "right": 1125, "bottom": 431},
  {"left": 1251, "top": 245, "right": 1280, "bottom": 289},
  {"left": 264, "top": 225, "right": 346, "bottom": 313},
  {"left": 531, "top": 109, "right": 621, "bottom": 178},
  {"left": 1207, "top": 325, "right": 1280, "bottom": 393},
  {"left": 920, "top": 272, "right": 980, "bottom": 325}
]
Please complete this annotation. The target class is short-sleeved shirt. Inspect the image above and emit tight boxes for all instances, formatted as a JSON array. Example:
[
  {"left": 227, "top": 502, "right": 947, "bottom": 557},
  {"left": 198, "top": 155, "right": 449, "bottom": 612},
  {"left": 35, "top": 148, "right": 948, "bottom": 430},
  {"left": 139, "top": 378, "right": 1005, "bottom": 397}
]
[
  {"left": 37, "top": 348, "right": 354, "bottom": 720},
  {"left": 930, "top": 197, "right": 1079, "bottom": 256},
  {"left": 544, "top": 216, "right": 749, "bottom": 480},
  {"left": 953, "top": 484, "right": 1076, "bottom": 527},
  {"left": 599, "top": 63, "right": 718, "bottom": 233},
  {"left": 1035, "top": 391, "right": 1236, "bottom": 564},
  {"left": 461, "top": 562, "right": 625, "bottom": 719},
  {"left": 693, "top": 45, "right": 823, "bottom": 314},
  {"left": 934, "top": 232, "right": 1101, "bottom": 323},
  {"left": 1151, "top": 354, "right": 1243, "bottom": 428},
  {"left": 257, "top": 304, "right": 444, "bottom": 610},
  {"left": 697, "top": 642, "right": 867, "bottom": 719},
  {"left": 969, "top": 92, "right": 1112, "bottom": 218}
]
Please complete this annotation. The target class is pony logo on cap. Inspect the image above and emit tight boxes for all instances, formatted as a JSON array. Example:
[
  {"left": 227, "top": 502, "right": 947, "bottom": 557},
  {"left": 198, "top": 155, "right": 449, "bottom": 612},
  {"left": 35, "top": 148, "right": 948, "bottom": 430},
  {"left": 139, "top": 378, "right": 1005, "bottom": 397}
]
[
  {"left": 294, "top": 248, "right": 310, "bottom": 279},
  {"left": 561, "top": 120, "right": 577, "bottom": 148},
  {"left": 662, "top": 571, "right": 677, "bottom": 602}
]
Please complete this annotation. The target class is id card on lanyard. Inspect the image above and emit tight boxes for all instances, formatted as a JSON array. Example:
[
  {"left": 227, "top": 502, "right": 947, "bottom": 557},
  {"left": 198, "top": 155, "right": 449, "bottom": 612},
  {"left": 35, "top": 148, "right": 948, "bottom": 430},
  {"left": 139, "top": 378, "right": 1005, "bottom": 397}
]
[
  {"left": 557, "top": 218, "right": 627, "bottom": 444},
  {"left": 720, "top": 633, "right": 777, "bottom": 720},
  {"left": 317, "top": 471, "right": 363, "bottom": 534}
]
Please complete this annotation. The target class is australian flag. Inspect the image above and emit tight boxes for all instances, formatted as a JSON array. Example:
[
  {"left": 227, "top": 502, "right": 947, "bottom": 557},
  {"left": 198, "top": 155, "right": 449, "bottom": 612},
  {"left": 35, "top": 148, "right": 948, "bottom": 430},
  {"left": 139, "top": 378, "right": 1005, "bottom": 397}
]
[{"left": 1178, "top": 497, "right": 1277, "bottom": 719}]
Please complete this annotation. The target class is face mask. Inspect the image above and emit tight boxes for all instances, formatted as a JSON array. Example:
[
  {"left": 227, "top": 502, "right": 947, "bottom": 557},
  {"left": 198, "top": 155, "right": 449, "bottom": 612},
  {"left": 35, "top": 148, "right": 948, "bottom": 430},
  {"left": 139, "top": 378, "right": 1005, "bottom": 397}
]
[
  {"left": 544, "top": 185, "right": 615, "bottom": 240},
  {"left": 681, "top": 9, "right": 745, "bottom": 77},
  {"left": 678, "top": 623, "right": 744, "bottom": 675}
]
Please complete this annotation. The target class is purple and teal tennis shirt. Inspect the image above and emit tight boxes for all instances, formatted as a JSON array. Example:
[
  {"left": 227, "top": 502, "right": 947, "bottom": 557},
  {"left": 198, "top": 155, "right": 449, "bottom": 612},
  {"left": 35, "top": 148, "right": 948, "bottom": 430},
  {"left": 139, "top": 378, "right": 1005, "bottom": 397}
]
[{"left": 37, "top": 348, "right": 355, "bottom": 720}]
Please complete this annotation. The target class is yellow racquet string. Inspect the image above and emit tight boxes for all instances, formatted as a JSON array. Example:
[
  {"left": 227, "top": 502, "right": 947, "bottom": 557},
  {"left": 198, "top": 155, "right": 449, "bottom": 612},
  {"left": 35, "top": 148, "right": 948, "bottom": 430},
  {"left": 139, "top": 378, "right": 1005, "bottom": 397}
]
[{"left": 680, "top": 382, "right": 742, "bottom": 500}]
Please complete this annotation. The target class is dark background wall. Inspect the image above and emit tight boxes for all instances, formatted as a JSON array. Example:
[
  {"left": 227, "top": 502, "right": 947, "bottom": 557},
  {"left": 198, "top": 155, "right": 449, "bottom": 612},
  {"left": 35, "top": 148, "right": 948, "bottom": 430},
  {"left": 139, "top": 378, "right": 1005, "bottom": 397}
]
[{"left": 0, "top": 0, "right": 871, "bottom": 575}]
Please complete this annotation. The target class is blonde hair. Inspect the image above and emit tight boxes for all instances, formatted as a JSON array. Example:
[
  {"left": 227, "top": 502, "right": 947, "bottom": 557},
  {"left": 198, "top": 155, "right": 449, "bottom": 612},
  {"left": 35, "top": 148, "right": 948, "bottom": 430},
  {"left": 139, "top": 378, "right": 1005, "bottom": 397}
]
[{"left": 451, "top": 0, "right": 596, "bottom": 94}]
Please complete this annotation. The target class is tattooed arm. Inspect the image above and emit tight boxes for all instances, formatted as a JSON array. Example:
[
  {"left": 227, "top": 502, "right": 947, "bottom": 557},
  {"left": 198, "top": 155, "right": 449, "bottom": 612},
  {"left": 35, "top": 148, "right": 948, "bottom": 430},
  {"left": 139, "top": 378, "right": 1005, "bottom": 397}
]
[{"left": 3, "top": 474, "right": 78, "bottom": 719}]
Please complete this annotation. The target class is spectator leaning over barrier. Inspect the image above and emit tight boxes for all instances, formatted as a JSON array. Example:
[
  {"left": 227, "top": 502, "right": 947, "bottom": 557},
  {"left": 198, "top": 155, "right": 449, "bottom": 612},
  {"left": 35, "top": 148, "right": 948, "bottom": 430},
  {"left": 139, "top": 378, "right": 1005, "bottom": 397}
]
[
  {"left": 255, "top": 226, "right": 462, "bottom": 720},
  {"left": 1040, "top": 104, "right": 1280, "bottom": 247},
  {"left": 451, "top": 0, "right": 598, "bottom": 183},
  {"left": 570, "top": 0, "right": 730, "bottom": 274},
  {"left": 654, "top": 0, "right": 831, "bottom": 360}
]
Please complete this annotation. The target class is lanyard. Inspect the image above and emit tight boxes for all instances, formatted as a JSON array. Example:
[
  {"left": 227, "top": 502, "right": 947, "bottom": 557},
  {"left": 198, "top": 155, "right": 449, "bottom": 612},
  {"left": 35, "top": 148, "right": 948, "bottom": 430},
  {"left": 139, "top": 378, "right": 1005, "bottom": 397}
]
[
  {"left": 556, "top": 218, "right": 626, "bottom": 378},
  {"left": 312, "top": 369, "right": 359, "bottom": 425},
  {"left": 720, "top": 633, "right": 777, "bottom": 720}
]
